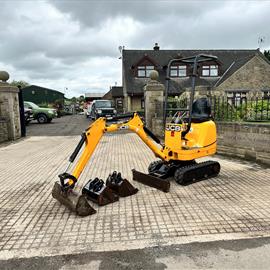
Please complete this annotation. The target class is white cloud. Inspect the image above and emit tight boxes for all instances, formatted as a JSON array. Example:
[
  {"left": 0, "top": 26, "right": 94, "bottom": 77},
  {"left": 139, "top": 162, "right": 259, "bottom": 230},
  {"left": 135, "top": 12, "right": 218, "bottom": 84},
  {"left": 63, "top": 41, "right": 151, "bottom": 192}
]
[{"left": 0, "top": 0, "right": 269, "bottom": 97}]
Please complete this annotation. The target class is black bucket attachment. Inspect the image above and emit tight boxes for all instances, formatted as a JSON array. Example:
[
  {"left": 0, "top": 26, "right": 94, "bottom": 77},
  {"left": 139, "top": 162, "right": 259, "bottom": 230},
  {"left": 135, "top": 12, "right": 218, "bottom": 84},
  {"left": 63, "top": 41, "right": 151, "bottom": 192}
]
[
  {"left": 132, "top": 169, "right": 170, "bottom": 192},
  {"left": 106, "top": 171, "right": 138, "bottom": 197},
  {"left": 82, "top": 178, "right": 119, "bottom": 206},
  {"left": 52, "top": 182, "right": 96, "bottom": 216}
]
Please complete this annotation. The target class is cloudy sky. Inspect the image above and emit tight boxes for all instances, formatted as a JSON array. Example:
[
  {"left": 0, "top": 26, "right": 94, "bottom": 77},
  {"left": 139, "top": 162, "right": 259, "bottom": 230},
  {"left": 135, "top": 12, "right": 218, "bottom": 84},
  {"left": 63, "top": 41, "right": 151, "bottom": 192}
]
[{"left": 0, "top": 0, "right": 269, "bottom": 97}]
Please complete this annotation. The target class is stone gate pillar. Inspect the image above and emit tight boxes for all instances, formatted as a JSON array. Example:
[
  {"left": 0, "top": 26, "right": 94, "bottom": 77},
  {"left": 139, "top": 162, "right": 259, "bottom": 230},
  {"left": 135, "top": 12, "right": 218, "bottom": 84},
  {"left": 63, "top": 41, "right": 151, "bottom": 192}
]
[
  {"left": 144, "top": 71, "right": 164, "bottom": 135},
  {"left": 0, "top": 71, "right": 21, "bottom": 141}
]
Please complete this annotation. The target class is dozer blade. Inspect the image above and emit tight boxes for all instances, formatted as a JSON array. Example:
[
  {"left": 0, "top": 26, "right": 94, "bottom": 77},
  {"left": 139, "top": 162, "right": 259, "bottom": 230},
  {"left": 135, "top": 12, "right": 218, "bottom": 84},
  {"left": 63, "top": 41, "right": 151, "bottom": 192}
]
[
  {"left": 52, "top": 182, "right": 96, "bottom": 216},
  {"left": 132, "top": 169, "right": 170, "bottom": 192}
]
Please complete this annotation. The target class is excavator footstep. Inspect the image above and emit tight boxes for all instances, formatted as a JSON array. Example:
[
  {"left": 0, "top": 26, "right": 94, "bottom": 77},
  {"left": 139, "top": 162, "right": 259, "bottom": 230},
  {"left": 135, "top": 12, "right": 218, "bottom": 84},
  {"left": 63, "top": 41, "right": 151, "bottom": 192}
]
[
  {"left": 106, "top": 171, "right": 138, "bottom": 197},
  {"left": 52, "top": 182, "right": 96, "bottom": 216},
  {"left": 82, "top": 178, "right": 119, "bottom": 206},
  {"left": 132, "top": 169, "right": 170, "bottom": 192}
]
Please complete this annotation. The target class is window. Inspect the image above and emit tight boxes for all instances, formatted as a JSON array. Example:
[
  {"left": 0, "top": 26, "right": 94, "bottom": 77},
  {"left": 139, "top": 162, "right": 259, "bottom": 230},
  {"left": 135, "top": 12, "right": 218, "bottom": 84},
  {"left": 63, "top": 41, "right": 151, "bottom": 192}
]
[
  {"left": 24, "top": 101, "right": 40, "bottom": 109},
  {"left": 170, "top": 65, "right": 187, "bottom": 77},
  {"left": 137, "top": 65, "right": 154, "bottom": 77},
  {"left": 262, "top": 90, "right": 270, "bottom": 99},
  {"left": 202, "top": 65, "right": 218, "bottom": 77},
  {"left": 141, "top": 98, "right": 145, "bottom": 109},
  {"left": 95, "top": 100, "right": 112, "bottom": 108},
  {"left": 227, "top": 91, "right": 247, "bottom": 106}
]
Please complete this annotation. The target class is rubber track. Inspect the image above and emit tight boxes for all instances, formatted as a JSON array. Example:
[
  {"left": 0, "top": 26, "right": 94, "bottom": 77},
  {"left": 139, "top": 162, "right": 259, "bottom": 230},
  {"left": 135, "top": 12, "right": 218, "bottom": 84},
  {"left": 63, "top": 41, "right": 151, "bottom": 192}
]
[{"left": 174, "top": 160, "right": 220, "bottom": 185}]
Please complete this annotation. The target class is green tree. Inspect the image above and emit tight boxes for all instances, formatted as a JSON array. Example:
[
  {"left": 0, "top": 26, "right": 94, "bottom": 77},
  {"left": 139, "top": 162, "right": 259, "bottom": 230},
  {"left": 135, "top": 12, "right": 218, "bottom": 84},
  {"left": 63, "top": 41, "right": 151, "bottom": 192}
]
[
  {"left": 79, "top": 95, "right": 85, "bottom": 102},
  {"left": 264, "top": 50, "right": 270, "bottom": 61},
  {"left": 71, "top": 97, "right": 77, "bottom": 103},
  {"left": 10, "top": 80, "right": 29, "bottom": 88}
]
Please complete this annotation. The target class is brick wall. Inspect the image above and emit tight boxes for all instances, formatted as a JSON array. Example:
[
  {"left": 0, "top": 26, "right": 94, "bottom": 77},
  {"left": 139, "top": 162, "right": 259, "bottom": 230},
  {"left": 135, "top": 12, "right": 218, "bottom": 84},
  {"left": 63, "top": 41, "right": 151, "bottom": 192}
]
[{"left": 217, "top": 122, "right": 270, "bottom": 166}]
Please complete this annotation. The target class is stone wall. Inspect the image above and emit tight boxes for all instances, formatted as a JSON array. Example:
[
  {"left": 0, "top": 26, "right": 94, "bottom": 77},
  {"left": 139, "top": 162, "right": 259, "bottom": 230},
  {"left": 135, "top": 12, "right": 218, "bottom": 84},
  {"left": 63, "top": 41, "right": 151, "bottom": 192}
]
[
  {"left": 131, "top": 96, "right": 142, "bottom": 111},
  {"left": 0, "top": 117, "right": 8, "bottom": 143},
  {"left": 151, "top": 118, "right": 270, "bottom": 166},
  {"left": 144, "top": 71, "right": 164, "bottom": 134},
  {"left": 0, "top": 81, "right": 21, "bottom": 141},
  {"left": 217, "top": 122, "right": 270, "bottom": 166}
]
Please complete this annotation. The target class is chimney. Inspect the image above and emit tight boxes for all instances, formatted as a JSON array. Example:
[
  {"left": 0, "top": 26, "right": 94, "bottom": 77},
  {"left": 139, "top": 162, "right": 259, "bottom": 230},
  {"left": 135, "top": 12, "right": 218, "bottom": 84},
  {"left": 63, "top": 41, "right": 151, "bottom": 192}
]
[{"left": 153, "top": 43, "right": 160, "bottom": 51}]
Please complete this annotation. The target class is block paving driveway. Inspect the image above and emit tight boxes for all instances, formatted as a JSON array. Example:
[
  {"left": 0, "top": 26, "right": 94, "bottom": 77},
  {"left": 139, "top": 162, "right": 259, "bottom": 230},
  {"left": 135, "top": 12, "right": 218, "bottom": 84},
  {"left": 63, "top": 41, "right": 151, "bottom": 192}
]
[{"left": 0, "top": 115, "right": 270, "bottom": 261}]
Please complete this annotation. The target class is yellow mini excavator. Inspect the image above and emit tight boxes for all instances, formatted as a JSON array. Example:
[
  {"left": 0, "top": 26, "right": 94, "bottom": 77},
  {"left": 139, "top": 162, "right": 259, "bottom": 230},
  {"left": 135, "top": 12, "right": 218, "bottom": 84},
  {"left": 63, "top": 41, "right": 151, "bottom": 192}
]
[{"left": 52, "top": 54, "right": 221, "bottom": 216}]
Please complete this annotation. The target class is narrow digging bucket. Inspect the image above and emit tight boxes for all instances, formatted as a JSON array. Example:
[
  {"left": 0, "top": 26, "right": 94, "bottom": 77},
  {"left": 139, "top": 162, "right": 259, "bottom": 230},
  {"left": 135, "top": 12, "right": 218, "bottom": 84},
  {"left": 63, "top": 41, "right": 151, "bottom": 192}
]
[
  {"left": 52, "top": 182, "right": 96, "bottom": 216},
  {"left": 106, "top": 171, "right": 139, "bottom": 197},
  {"left": 132, "top": 169, "right": 170, "bottom": 192},
  {"left": 82, "top": 178, "right": 119, "bottom": 206}
]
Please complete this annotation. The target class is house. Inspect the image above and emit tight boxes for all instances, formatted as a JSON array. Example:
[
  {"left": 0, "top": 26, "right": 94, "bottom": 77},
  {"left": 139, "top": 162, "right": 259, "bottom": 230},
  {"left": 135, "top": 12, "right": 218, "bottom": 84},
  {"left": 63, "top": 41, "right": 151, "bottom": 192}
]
[
  {"left": 22, "top": 85, "right": 65, "bottom": 106},
  {"left": 121, "top": 44, "right": 270, "bottom": 112},
  {"left": 103, "top": 86, "right": 124, "bottom": 113}
]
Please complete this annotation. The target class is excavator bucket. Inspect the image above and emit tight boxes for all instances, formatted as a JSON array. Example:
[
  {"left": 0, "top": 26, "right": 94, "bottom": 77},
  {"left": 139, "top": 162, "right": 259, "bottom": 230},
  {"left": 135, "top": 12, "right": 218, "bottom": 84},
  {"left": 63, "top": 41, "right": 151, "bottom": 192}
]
[
  {"left": 106, "top": 171, "right": 139, "bottom": 197},
  {"left": 82, "top": 178, "right": 119, "bottom": 206},
  {"left": 132, "top": 169, "right": 170, "bottom": 192},
  {"left": 52, "top": 182, "right": 96, "bottom": 216}
]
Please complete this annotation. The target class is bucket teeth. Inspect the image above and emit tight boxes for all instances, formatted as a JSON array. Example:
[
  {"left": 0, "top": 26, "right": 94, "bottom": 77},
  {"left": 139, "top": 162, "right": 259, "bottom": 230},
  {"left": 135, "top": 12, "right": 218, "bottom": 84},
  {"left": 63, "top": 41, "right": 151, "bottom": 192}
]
[
  {"left": 132, "top": 169, "right": 170, "bottom": 192},
  {"left": 52, "top": 182, "right": 96, "bottom": 216},
  {"left": 106, "top": 171, "right": 139, "bottom": 197},
  {"left": 82, "top": 178, "right": 119, "bottom": 206}
]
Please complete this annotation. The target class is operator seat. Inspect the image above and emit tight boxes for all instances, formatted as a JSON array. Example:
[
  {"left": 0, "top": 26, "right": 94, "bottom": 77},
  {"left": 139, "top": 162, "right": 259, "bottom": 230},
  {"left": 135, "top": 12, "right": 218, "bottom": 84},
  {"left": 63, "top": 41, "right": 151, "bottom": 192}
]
[{"left": 191, "top": 97, "right": 212, "bottom": 123}]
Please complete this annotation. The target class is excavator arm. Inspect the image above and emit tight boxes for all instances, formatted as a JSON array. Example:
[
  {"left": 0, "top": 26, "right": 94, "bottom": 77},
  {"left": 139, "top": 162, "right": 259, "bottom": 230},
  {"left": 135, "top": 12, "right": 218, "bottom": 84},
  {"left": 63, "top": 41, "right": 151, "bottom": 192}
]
[{"left": 62, "top": 113, "right": 165, "bottom": 189}]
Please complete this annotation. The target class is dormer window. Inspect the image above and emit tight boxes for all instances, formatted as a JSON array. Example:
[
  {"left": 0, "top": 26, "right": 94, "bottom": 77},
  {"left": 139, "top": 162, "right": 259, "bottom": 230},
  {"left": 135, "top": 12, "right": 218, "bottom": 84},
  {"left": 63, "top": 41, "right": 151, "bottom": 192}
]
[
  {"left": 202, "top": 65, "right": 218, "bottom": 77},
  {"left": 170, "top": 65, "right": 187, "bottom": 77},
  {"left": 137, "top": 65, "right": 154, "bottom": 78}
]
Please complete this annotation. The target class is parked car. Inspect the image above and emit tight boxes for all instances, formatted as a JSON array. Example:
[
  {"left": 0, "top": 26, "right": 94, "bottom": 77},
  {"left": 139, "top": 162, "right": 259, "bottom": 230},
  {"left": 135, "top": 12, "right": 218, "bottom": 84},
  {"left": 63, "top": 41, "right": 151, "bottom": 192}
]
[
  {"left": 90, "top": 100, "right": 117, "bottom": 120},
  {"left": 24, "top": 107, "right": 33, "bottom": 125},
  {"left": 24, "top": 101, "right": 57, "bottom": 123}
]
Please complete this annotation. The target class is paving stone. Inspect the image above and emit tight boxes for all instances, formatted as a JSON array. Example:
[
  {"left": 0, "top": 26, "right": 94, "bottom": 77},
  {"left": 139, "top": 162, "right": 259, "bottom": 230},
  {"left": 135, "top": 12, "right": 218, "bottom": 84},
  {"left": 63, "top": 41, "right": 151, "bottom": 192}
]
[{"left": 0, "top": 116, "right": 270, "bottom": 259}]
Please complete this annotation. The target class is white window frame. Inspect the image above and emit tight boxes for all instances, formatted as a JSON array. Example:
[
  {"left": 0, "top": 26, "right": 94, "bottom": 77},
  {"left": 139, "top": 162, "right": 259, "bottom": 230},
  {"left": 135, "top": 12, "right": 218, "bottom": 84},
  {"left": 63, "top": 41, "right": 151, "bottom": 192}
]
[
  {"left": 202, "top": 65, "right": 218, "bottom": 77},
  {"left": 170, "top": 65, "right": 187, "bottom": 77},
  {"left": 137, "top": 65, "right": 154, "bottom": 78}
]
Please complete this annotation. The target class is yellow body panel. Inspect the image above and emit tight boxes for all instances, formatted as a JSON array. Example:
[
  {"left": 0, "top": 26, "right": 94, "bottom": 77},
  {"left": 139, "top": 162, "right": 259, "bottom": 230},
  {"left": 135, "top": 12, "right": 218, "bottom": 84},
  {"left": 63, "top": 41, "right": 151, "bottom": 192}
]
[
  {"left": 69, "top": 113, "right": 217, "bottom": 186},
  {"left": 163, "top": 120, "right": 217, "bottom": 161}
]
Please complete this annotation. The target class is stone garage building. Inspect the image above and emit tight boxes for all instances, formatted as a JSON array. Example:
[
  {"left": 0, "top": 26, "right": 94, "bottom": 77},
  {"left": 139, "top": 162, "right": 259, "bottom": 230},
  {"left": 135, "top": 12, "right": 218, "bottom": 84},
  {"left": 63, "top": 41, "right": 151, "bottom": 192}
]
[{"left": 121, "top": 44, "right": 270, "bottom": 112}]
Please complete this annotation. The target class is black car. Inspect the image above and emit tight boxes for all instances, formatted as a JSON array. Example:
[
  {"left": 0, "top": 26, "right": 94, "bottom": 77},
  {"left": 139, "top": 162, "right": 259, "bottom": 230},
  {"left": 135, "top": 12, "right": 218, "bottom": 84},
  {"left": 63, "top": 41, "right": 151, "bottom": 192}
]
[{"left": 90, "top": 100, "right": 117, "bottom": 120}]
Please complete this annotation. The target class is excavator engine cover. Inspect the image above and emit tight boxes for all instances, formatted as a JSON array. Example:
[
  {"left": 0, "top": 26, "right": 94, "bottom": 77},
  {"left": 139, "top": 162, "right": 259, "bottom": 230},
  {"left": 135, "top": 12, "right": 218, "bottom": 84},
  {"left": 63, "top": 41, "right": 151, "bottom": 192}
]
[
  {"left": 82, "top": 178, "right": 119, "bottom": 206},
  {"left": 106, "top": 171, "right": 138, "bottom": 197},
  {"left": 52, "top": 182, "right": 96, "bottom": 216}
]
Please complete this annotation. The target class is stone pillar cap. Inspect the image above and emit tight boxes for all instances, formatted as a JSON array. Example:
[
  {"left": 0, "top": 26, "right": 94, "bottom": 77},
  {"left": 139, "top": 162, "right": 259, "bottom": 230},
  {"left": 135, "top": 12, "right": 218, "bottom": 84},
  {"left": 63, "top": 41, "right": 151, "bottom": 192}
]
[
  {"left": 150, "top": 70, "right": 159, "bottom": 80},
  {"left": 0, "top": 71, "right": 10, "bottom": 82}
]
